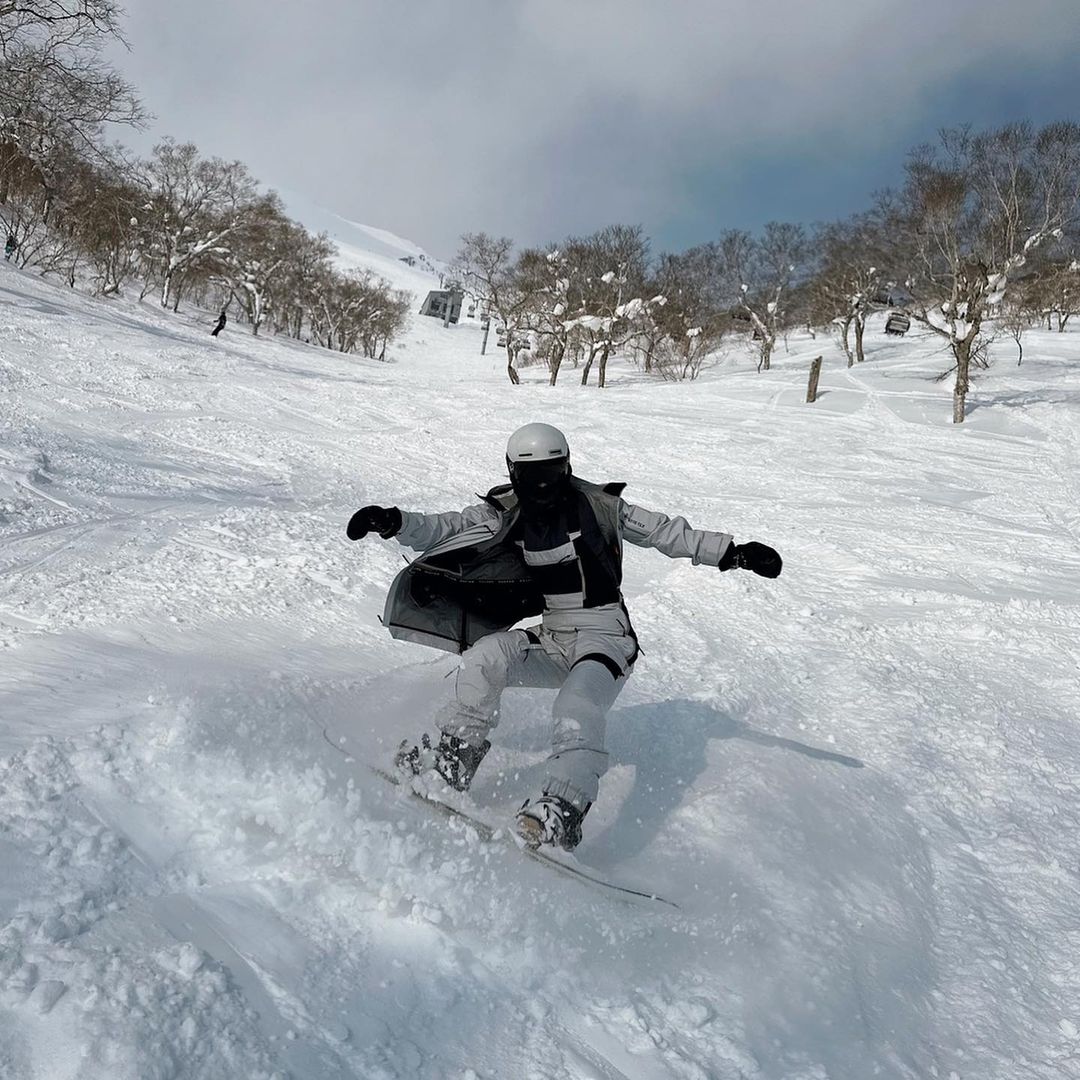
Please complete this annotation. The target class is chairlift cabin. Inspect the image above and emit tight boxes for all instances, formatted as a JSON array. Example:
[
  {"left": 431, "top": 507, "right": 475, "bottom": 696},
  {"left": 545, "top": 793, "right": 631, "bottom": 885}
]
[
  {"left": 419, "top": 289, "right": 463, "bottom": 324},
  {"left": 884, "top": 313, "right": 911, "bottom": 337}
]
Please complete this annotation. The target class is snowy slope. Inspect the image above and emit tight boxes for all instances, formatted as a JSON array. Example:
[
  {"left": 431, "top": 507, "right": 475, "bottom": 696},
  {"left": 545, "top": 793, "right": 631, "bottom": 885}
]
[
  {"left": 1, "top": 260, "right": 1079, "bottom": 1080},
  {"left": 278, "top": 188, "right": 447, "bottom": 294}
]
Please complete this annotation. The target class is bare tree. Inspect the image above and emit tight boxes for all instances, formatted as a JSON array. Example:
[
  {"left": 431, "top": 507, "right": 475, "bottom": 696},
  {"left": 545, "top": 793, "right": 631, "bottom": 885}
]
[
  {"left": 513, "top": 244, "right": 577, "bottom": 385},
  {"left": 0, "top": 1, "right": 142, "bottom": 207},
  {"left": 212, "top": 192, "right": 295, "bottom": 335},
  {"left": 272, "top": 228, "right": 335, "bottom": 339},
  {"left": 648, "top": 244, "right": 730, "bottom": 380},
  {"left": 1026, "top": 242, "right": 1080, "bottom": 332},
  {"left": 809, "top": 214, "right": 888, "bottom": 366},
  {"left": 717, "top": 224, "right": 808, "bottom": 371},
  {"left": 568, "top": 225, "right": 649, "bottom": 388},
  {"left": 887, "top": 123, "right": 1080, "bottom": 422},
  {"left": 304, "top": 268, "right": 409, "bottom": 358},
  {"left": 138, "top": 139, "right": 258, "bottom": 310},
  {"left": 450, "top": 231, "right": 522, "bottom": 384}
]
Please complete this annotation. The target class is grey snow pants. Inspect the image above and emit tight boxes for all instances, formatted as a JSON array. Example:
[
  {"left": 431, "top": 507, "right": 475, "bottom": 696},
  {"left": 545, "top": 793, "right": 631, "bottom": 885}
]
[{"left": 437, "top": 628, "right": 632, "bottom": 811}]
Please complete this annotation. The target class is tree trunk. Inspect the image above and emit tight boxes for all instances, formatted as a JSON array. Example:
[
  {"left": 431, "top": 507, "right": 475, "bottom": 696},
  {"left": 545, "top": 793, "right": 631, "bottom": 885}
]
[
  {"left": 549, "top": 343, "right": 564, "bottom": 386},
  {"left": 757, "top": 337, "right": 773, "bottom": 372},
  {"left": 505, "top": 343, "right": 520, "bottom": 385},
  {"left": 840, "top": 316, "right": 854, "bottom": 367},
  {"left": 854, "top": 315, "right": 866, "bottom": 364},
  {"left": 952, "top": 383, "right": 966, "bottom": 424},
  {"left": 581, "top": 345, "right": 600, "bottom": 385},
  {"left": 644, "top": 340, "right": 654, "bottom": 373},
  {"left": 952, "top": 337, "right": 971, "bottom": 424},
  {"left": 598, "top": 343, "right": 612, "bottom": 388}
]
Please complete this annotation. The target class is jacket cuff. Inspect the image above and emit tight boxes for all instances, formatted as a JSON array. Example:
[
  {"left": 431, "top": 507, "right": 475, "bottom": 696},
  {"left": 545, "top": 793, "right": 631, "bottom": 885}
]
[
  {"left": 696, "top": 531, "right": 734, "bottom": 567},
  {"left": 394, "top": 510, "right": 427, "bottom": 547}
]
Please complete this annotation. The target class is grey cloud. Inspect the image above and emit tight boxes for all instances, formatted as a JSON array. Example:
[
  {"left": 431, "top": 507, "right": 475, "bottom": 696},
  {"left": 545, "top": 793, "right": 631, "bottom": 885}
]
[{"left": 110, "top": 0, "right": 1080, "bottom": 257}]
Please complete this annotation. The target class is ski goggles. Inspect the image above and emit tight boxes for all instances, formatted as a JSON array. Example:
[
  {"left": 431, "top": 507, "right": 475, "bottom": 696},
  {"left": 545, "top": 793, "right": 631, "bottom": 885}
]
[{"left": 509, "top": 458, "right": 569, "bottom": 499}]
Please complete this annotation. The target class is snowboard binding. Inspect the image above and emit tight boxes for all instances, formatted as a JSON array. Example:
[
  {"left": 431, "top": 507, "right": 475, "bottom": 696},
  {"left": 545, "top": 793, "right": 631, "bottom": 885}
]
[
  {"left": 395, "top": 732, "right": 490, "bottom": 792},
  {"left": 515, "top": 795, "right": 589, "bottom": 851}
]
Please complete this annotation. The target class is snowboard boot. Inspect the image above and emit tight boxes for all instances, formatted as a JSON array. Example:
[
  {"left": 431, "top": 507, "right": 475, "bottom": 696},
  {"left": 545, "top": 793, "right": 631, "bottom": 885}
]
[
  {"left": 515, "top": 795, "right": 589, "bottom": 851},
  {"left": 394, "top": 732, "right": 491, "bottom": 792}
]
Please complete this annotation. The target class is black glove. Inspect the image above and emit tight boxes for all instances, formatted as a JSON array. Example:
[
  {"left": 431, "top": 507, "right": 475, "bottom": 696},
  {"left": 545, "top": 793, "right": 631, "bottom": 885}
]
[
  {"left": 346, "top": 505, "right": 402, "bottom": 540},
  {"left": 719, "top": 540, "right": 782, "bottom": 578}
]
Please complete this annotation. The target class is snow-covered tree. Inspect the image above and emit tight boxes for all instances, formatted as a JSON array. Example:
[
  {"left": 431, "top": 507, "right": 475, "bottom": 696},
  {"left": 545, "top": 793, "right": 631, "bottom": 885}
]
[
  {"left": 717, "top": 224, "right": 808, "bottom": 372},
  {"left": 647, "top": 245, "right": 730, "bottom": 380},
  {"left": 45, "top": 147, "right": 142, "bottom": 292},
  {"left": 570, "top": 225, "right": 650, "bottom": 388},
  {"left": 212, "top": 192, "right": 296, "bottom": 335},
  {"left": 887, "top": 123, "right": 1080, "bottom": 422},
  {"left": 308, "top": 268, "right": 409, "bottom": 359},
  {"left": 450, "top": 232, "right": 523, "bottom": 384},
  {"left": 138, "top": 140, "right": 258, "bottom": 310},
  {"left": 809, "top": 214, "right": 888, "bottom": 366},
  {"left": 272, "top": 229, "right": 336, "bottom": 340},
  {"left": 0, "top": 1, "right": 141, "bottom": 207},
  {"left": 513, "top": 244, "right": 578, "bottom": 385}
]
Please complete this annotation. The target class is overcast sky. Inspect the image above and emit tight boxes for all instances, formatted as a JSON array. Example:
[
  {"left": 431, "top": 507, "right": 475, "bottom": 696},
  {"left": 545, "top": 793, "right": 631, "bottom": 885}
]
[{"left": 109, "top": 0, "right": 1080, "bottom": 259}]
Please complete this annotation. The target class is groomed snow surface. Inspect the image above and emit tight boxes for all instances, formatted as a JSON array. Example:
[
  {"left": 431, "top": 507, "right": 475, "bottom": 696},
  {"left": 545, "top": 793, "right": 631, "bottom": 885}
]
[{"left": 1, "top": 260, "right": 1079, "bottom": 1080}]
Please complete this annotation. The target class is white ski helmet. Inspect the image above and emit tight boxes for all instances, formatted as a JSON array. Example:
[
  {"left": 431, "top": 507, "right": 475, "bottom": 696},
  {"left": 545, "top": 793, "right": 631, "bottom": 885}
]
[
  {"left": 505, "top": 423, "right": 570, "bottom": 464},
  {"left": 505, "top": 424, "right": 571, "bottom": 510}
]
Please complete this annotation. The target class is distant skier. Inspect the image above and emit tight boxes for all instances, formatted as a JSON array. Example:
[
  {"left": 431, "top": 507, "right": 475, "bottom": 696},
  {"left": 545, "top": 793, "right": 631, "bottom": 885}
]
[
  {"left": 346, "top": 424, "right": 782, "bottom": 851},
  {"left": 210, "top": 309, "right": 227, "bottom": 337},
  {"left": 4, "top": 233, "right": 16, "bottom": 262}
]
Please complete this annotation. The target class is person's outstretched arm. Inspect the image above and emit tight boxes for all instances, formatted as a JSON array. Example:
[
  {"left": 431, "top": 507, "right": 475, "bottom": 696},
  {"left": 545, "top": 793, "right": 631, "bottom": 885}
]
[
  {"left": 620, "top": 501, "right": 781, "bottom": 577},
  {"left": 346, "top": 502, "right": 500, "bottom": 551}
]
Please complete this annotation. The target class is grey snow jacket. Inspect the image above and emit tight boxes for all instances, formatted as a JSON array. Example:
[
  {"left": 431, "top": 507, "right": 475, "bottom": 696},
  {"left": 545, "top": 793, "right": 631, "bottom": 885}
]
[{"left": 382, "top": 475, "right": 733, "bottom": 654}]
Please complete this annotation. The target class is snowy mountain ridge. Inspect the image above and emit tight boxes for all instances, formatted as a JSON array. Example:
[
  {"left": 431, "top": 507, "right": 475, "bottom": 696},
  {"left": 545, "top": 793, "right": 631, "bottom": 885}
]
[{"left": 278, "top": 188, "right": 448, "bottom": 294}]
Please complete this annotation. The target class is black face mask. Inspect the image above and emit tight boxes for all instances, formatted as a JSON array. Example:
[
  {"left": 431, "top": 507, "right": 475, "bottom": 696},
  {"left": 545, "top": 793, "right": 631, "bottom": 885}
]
[{"left": 508, "top": 459, "right": 570, "bottom": 515}]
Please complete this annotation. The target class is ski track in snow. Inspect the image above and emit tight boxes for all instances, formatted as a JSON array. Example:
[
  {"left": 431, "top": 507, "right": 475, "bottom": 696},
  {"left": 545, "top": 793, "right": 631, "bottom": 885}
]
[{"left": 2, "top": 261, "right": 1080, "bottom": 1079}]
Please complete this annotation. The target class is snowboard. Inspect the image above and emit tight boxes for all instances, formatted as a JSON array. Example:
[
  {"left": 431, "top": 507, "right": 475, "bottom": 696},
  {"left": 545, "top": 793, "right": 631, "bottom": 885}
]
[{"left": 321, "top": 729, "right": 680, "bottom": 910}]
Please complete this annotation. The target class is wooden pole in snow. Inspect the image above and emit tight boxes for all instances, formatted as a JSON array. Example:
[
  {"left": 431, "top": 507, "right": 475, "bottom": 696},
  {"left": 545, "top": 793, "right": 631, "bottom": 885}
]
[{"left": 806, "top": 356, "right": 823, "bottom": 403}]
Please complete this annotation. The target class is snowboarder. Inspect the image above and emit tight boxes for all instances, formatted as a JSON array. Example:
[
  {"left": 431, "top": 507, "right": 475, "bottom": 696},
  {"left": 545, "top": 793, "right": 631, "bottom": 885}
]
[
  {"left": 4, "top": 233, "right": 16, "bottom": 262},
  {"left": 346, "top": 423, "right": 782, "bottom": 851},
  {"left": 210, "top": 309, "right": 227, "bottom": 337}
]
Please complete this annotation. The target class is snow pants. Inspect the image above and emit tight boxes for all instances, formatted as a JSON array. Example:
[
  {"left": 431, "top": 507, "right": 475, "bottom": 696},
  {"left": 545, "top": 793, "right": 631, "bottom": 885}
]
[{"left": 437, "top": 625, "right": 635, "bottom": 812}]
